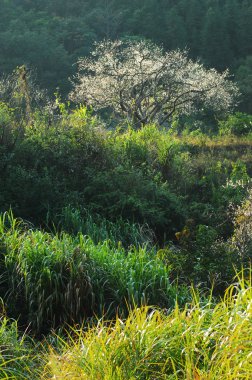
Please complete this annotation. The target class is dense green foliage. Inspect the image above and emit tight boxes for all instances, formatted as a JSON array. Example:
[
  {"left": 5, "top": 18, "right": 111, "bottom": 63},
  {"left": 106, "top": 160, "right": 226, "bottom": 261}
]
[
  {"left": 0, "top": 212, "right": 188, "bottom": 334},
  {"left": 0, "top": 99, "right": 252, "bottom": 293},
  {"left": 0, "top": 0, "right": 252, "bottom": 111},
  {"left": 0, "top": 99, "right": 251, "bottom": 380},
  {"left": 1, "top": 3, "right": 252, "bottom": 375}
]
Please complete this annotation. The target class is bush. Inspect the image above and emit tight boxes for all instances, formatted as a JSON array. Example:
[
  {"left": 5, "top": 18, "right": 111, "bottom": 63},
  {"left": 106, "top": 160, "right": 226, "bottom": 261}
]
[
  {"left": 82, "top": 167, "right": 186, "bottom": 240},
  {"left": 219, "top": 112, "right": 252, "bottom": 136},
  {"left": 159, "top": 221, "right": 239, "bottom": 292},
  {"left": 232, "top": 188, "right": 252, "bottom": 262},
  {"left": 1, "top": 103, "right": 252, "bottom": 246}
]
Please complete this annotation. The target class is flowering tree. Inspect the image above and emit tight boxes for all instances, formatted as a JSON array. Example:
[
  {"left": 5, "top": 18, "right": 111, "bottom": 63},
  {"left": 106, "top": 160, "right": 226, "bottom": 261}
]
[{"left": 70, "top": 40, "right": 238, "bottom": 127}]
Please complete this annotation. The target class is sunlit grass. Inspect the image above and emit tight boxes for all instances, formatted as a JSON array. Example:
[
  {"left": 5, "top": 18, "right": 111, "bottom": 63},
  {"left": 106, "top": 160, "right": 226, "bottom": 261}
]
[
  {"left": 0, "top": 212, "right": 251, "bottom": 379},
  {"left": 44, "top": 273, "right": 252, "bottom": 379},
  {"left": 1, "top": 212, "right": 186, "bottom": 334},
  {"left": 0, "top": 212, "right": 251, "bottom": 378},
  {"left": 1, "top": 275, "right": 251, "bottom": 379},
  {"left": 0, "top": 312, "right": 39, "bottom": 379}
]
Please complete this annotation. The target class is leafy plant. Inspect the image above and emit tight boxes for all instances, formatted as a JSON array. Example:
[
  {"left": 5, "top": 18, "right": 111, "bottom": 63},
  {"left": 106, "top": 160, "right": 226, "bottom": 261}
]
[
  {"left": 232, "top": 188, "right": 252, "bottom": 262},
  {"left": 219, "top": 112, "right": 252, "bottom": 136}
]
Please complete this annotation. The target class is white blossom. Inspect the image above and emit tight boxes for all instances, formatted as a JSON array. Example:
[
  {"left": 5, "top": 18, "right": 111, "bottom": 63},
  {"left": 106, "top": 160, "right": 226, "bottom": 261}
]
[{"left": 70, "top": 40, "right": 239, "bottom": 127}]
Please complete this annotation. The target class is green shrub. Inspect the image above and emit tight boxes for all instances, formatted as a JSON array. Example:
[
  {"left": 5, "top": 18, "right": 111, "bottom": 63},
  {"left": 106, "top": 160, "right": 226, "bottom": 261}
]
[
  {"left": 1, "top": 104, "right": 252, "bottom": 246},
  {"left": 161, "top": 223, "right": 238, "bottom": 291},
  {"left": 232, "top": 188, "right": 252, "bottom": 263},
  {"left": 82, "top": 167, "right": 186, "bottom": 240},
  {"left": 219, "top": 112, "right": 252, "bottom": 136}
]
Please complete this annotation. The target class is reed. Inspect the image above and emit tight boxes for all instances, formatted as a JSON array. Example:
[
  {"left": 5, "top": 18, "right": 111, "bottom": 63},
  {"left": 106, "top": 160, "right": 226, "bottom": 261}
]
[{"left": 45, "top": 272, "right": 252, "bottom": 379}]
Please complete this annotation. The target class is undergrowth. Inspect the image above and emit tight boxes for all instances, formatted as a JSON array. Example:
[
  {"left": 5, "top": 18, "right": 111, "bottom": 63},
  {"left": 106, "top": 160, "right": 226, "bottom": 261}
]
[
  {"left": 44, "top": 271, "right": 252, "bottom": 379},
  {"left": 0, "top": 212, "right": 187, "bottom": 334}
]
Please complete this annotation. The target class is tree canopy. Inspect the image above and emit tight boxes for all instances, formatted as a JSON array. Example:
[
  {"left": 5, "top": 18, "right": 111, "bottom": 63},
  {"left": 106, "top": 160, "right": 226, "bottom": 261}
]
[
  {"left": 70, "top": 40, "right": 238, "bottom": 126},
  {"left": 0, "top": 0, "right": 251, "bottom": 112}
]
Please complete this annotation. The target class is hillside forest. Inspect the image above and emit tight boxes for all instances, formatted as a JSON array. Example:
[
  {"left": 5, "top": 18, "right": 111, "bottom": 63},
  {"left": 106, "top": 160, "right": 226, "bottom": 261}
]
[
  {"left": 0, "top": 0, "right": 252, "bottom": 112},
  {"left": 0, "top": 0, "right": 252, "bottom": 379}
]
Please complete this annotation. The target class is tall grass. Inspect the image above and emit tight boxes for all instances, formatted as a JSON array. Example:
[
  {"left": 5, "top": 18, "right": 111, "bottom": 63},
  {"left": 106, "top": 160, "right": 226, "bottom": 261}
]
[
  {"left": 56, "top": 206, "right": 155, "bottom": 247},
  {"left": 1, "top": 273, "right": 251, "bottom": 379},
  {"left": 45, "top": 272, "right": 252, "bottom": 379},
  {"left": 1, "top": 212, "right": 186, "bottom": 334},
  {"left": 0, "top": 212, "right": 251, "bottom": 379},
  {"left": 0, "top": 311, "right": 38, "bottom": 379}
]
